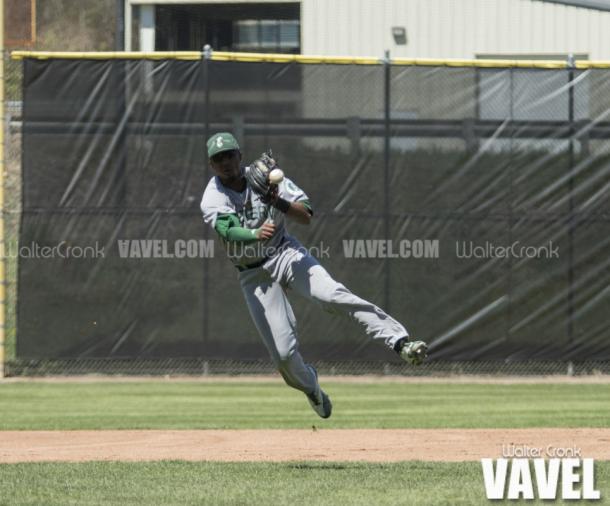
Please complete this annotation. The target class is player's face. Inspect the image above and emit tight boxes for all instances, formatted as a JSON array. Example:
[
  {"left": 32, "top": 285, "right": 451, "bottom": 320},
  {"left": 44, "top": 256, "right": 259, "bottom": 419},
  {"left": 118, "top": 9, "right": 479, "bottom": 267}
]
[{"left": 210, "top": 149, "right": 242, "bottom": 183}]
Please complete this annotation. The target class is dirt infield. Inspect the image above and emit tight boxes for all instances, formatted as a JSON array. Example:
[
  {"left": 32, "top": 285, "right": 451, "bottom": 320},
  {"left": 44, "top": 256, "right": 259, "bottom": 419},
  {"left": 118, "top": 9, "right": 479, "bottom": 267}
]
[{"left": 1, "top": 429, "right": 609, "bottom": 463}]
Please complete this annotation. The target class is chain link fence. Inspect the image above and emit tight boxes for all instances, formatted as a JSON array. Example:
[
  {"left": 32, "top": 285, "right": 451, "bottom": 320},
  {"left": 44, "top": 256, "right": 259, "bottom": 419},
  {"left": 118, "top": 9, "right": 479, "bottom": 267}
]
[
  {"left": 3, "top": 53, "right": 610, "bottom": 377},
  {"left": 5, "top": 358, "right": 610, "bottom": 377}
]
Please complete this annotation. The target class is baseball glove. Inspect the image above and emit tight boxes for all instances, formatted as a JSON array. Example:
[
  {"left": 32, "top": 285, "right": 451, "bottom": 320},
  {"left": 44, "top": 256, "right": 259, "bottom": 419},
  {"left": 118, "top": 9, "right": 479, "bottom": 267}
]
[{"left": 245, "top": 151, "right": 279, "bottom": 203}]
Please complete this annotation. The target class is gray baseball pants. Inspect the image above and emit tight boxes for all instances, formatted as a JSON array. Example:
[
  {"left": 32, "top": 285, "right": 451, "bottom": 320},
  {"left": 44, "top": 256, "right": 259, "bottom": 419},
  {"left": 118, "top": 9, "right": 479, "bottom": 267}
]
[{"left": 238, "top": 236, "right": 408, "bottom": 395}]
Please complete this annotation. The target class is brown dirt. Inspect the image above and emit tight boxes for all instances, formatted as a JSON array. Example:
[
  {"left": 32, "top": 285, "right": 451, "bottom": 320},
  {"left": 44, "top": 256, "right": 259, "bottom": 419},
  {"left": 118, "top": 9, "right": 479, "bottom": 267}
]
[{"left": 1, "top": 429, "right": 609, "bottom": 463}]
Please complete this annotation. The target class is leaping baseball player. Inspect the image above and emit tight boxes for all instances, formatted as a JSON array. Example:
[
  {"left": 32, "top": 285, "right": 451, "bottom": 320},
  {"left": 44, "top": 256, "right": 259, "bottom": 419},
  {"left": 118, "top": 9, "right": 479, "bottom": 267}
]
[{"left": 201, "top": 132, "right": 427, "bottom": 419}]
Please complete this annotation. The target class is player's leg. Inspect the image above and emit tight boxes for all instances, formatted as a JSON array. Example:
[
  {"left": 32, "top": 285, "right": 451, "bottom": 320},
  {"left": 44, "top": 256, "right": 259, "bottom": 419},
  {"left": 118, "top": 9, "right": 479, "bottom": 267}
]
[
  {"left": 240, "top": 269, "right": 312, "bottom": 390},
  {"left": 239, "top": 268, "right": 332, "bottom": 417},
  {"left": 288, "top": 251, "right": 427, "bottom": 363}
]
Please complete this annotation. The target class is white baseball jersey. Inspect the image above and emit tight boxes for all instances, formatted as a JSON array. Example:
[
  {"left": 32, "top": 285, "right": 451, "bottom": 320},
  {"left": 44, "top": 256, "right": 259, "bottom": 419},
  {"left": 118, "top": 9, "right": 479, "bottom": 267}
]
[{"left": 200, "top": 168, "right": 310, "bottom": 268}]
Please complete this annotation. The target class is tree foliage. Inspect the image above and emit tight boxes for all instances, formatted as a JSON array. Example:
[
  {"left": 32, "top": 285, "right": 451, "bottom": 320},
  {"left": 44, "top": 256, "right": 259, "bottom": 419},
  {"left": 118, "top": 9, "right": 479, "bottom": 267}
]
[{"left": 36, "top": 0, "right": 117, "bottom": 51}]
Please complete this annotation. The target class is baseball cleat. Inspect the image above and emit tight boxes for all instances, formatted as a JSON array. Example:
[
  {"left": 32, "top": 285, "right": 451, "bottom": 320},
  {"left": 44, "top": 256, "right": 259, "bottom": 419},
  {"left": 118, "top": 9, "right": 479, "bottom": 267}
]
[
  {"left": 399, "top": 339, "right": 428, "bottom": 365},
  {"left": 306, "top": 386, "right": 332, "bottom": 419},
  {"left": 306, "top": 366, "right": 332, "bottom": 418}
]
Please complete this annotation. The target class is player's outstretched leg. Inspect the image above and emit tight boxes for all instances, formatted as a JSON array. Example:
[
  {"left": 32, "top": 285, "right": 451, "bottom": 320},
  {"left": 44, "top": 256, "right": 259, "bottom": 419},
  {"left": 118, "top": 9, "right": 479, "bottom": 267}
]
[
  {"left": 239, "top": 268, "right": 332, "bottom": 417},
  {"left": 289, "top": 252, "right": 428, "bottom": 365},
  {"left": 305, "top": 365, "right": 332, "bottom": 418}
]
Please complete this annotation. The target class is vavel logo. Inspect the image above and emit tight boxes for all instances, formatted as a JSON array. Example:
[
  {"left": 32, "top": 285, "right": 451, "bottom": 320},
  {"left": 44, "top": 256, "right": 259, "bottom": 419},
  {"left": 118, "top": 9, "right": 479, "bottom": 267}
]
[{"left": 482, "top": 446, "right": 600, "bottom": 500}]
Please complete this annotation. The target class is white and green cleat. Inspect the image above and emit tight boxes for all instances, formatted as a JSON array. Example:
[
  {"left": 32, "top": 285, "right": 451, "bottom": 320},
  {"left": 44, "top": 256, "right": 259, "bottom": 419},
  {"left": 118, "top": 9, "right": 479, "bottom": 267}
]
[
  {"left": 306, "top": 385, "right": 332, "bottom": 419},
  {"left": 399, "top": 340, "right": 428, "bottom": 365},
  {"left": 306, "top": 366, "right": 332, "bottom": 418}
]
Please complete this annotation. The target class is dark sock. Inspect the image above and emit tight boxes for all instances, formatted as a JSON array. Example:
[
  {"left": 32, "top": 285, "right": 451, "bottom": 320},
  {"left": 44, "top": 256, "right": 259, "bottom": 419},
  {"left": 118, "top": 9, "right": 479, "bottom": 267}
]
[{"left": 393, "top": 337, "right": 407, "bottom": 354}]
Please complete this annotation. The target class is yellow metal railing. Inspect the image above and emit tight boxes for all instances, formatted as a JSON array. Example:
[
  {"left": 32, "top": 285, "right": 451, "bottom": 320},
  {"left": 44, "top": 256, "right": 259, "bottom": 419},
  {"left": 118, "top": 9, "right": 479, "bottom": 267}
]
[
  {"left": 10, "top": 50, "right": 610, "bottom": 69},
  {"left": 11, "top": 51, "right": 202, "bottom": 61}
]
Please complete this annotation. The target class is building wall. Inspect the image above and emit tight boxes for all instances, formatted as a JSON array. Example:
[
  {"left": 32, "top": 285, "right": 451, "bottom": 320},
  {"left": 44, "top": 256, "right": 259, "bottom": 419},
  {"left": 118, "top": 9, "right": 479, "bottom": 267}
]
[
  {"left": 127, "top": 0, "right": 610, "bottom": 59},
  {"left": 122, "top": 0, "right": 610, "bottom": 153},
  {"left": 301, "top": 0, "right": 610, "bottom": 60}
]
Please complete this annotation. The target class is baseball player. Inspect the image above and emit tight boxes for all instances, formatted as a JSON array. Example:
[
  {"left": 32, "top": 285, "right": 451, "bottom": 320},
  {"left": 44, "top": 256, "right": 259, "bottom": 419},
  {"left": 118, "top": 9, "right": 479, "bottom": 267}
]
[{"left": 200, "top": 132, "right": 427, "bottom": 419}]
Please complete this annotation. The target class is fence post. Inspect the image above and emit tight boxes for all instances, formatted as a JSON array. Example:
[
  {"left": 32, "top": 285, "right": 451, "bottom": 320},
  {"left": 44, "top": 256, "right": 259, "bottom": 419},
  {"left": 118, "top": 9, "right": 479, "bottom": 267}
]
[
  {"left": 115, "top": 60, "right": 128, "bottom": 209},
  {"left": 383, "top": 50, "right": 391, "bottom": 313},
  {"left": 201, "top": 45, "right": 212, "bottom": 353},
  {"left": 507, "top": 67, "right": 515, "bottom": 344},
  {"left": 567, "top": 54, "right": 576, "bottom": 345}
]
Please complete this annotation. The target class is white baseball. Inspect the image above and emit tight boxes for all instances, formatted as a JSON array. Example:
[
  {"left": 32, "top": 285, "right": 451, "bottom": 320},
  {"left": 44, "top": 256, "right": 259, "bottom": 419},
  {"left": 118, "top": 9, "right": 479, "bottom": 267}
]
[{"left": 268, "top": 168, "right": 285, "bottom": 185}]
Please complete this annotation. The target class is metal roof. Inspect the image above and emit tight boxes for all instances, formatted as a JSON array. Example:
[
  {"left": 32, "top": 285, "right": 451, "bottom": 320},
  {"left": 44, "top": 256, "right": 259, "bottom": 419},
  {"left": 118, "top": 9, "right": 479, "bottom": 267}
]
[{"left": 539, "top": 0, "right": 610, "bottom": 11}]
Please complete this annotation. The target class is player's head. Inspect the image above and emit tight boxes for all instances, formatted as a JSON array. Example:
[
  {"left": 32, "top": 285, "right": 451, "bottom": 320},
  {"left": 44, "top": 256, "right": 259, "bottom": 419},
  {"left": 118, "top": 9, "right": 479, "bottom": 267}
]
[{"left": 207, "top": 132, "right": 242, "bottom": 183}]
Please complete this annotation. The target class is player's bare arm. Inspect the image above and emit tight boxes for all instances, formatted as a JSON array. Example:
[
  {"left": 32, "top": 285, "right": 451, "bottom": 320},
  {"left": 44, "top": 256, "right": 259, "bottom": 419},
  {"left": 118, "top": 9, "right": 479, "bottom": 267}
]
[
  {"left": 273, "top": 199, "right": 312, "bottom": 225},
  {"left": 286, "top": 202, "right": 312, "bottom": 225}
]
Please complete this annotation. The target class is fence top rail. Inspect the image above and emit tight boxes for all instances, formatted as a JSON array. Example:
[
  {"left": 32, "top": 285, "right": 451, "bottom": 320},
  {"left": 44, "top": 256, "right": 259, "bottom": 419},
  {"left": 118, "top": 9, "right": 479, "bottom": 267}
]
[
  {"left": 211, "top": 51, "right": 380, "bottom": 64},
  {"left": 10, "top": 51, "right": 202, "bottom": 61},
  {"left": 10, "top": 50, "right": 610, "bottom": 69}
]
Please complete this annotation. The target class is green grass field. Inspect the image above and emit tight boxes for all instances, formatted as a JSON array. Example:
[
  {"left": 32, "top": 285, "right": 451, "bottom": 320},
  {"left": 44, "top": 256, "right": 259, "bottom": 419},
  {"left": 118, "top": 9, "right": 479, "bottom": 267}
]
[
  {"left": 1, "top": 380, "right": 609, "bottom": 505},
  {"left": 2, "top": 460, "right": 610, "bottom": 506},
  {"left": 1, "top": 380, "right": 609, "bottom": 430}
]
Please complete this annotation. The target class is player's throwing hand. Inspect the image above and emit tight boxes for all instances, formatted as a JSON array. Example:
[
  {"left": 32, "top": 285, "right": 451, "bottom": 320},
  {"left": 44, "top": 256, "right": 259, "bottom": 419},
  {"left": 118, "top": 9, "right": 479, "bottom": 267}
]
[{"left": 256, "top": 222, "right": 276, "bottom": 240}]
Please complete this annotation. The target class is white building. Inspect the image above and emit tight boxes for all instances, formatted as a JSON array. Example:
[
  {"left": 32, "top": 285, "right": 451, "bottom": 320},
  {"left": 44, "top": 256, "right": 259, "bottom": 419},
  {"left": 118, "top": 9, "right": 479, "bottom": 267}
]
[{"left": 125, "top": 0, "right": 610, "bottom": 60}]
